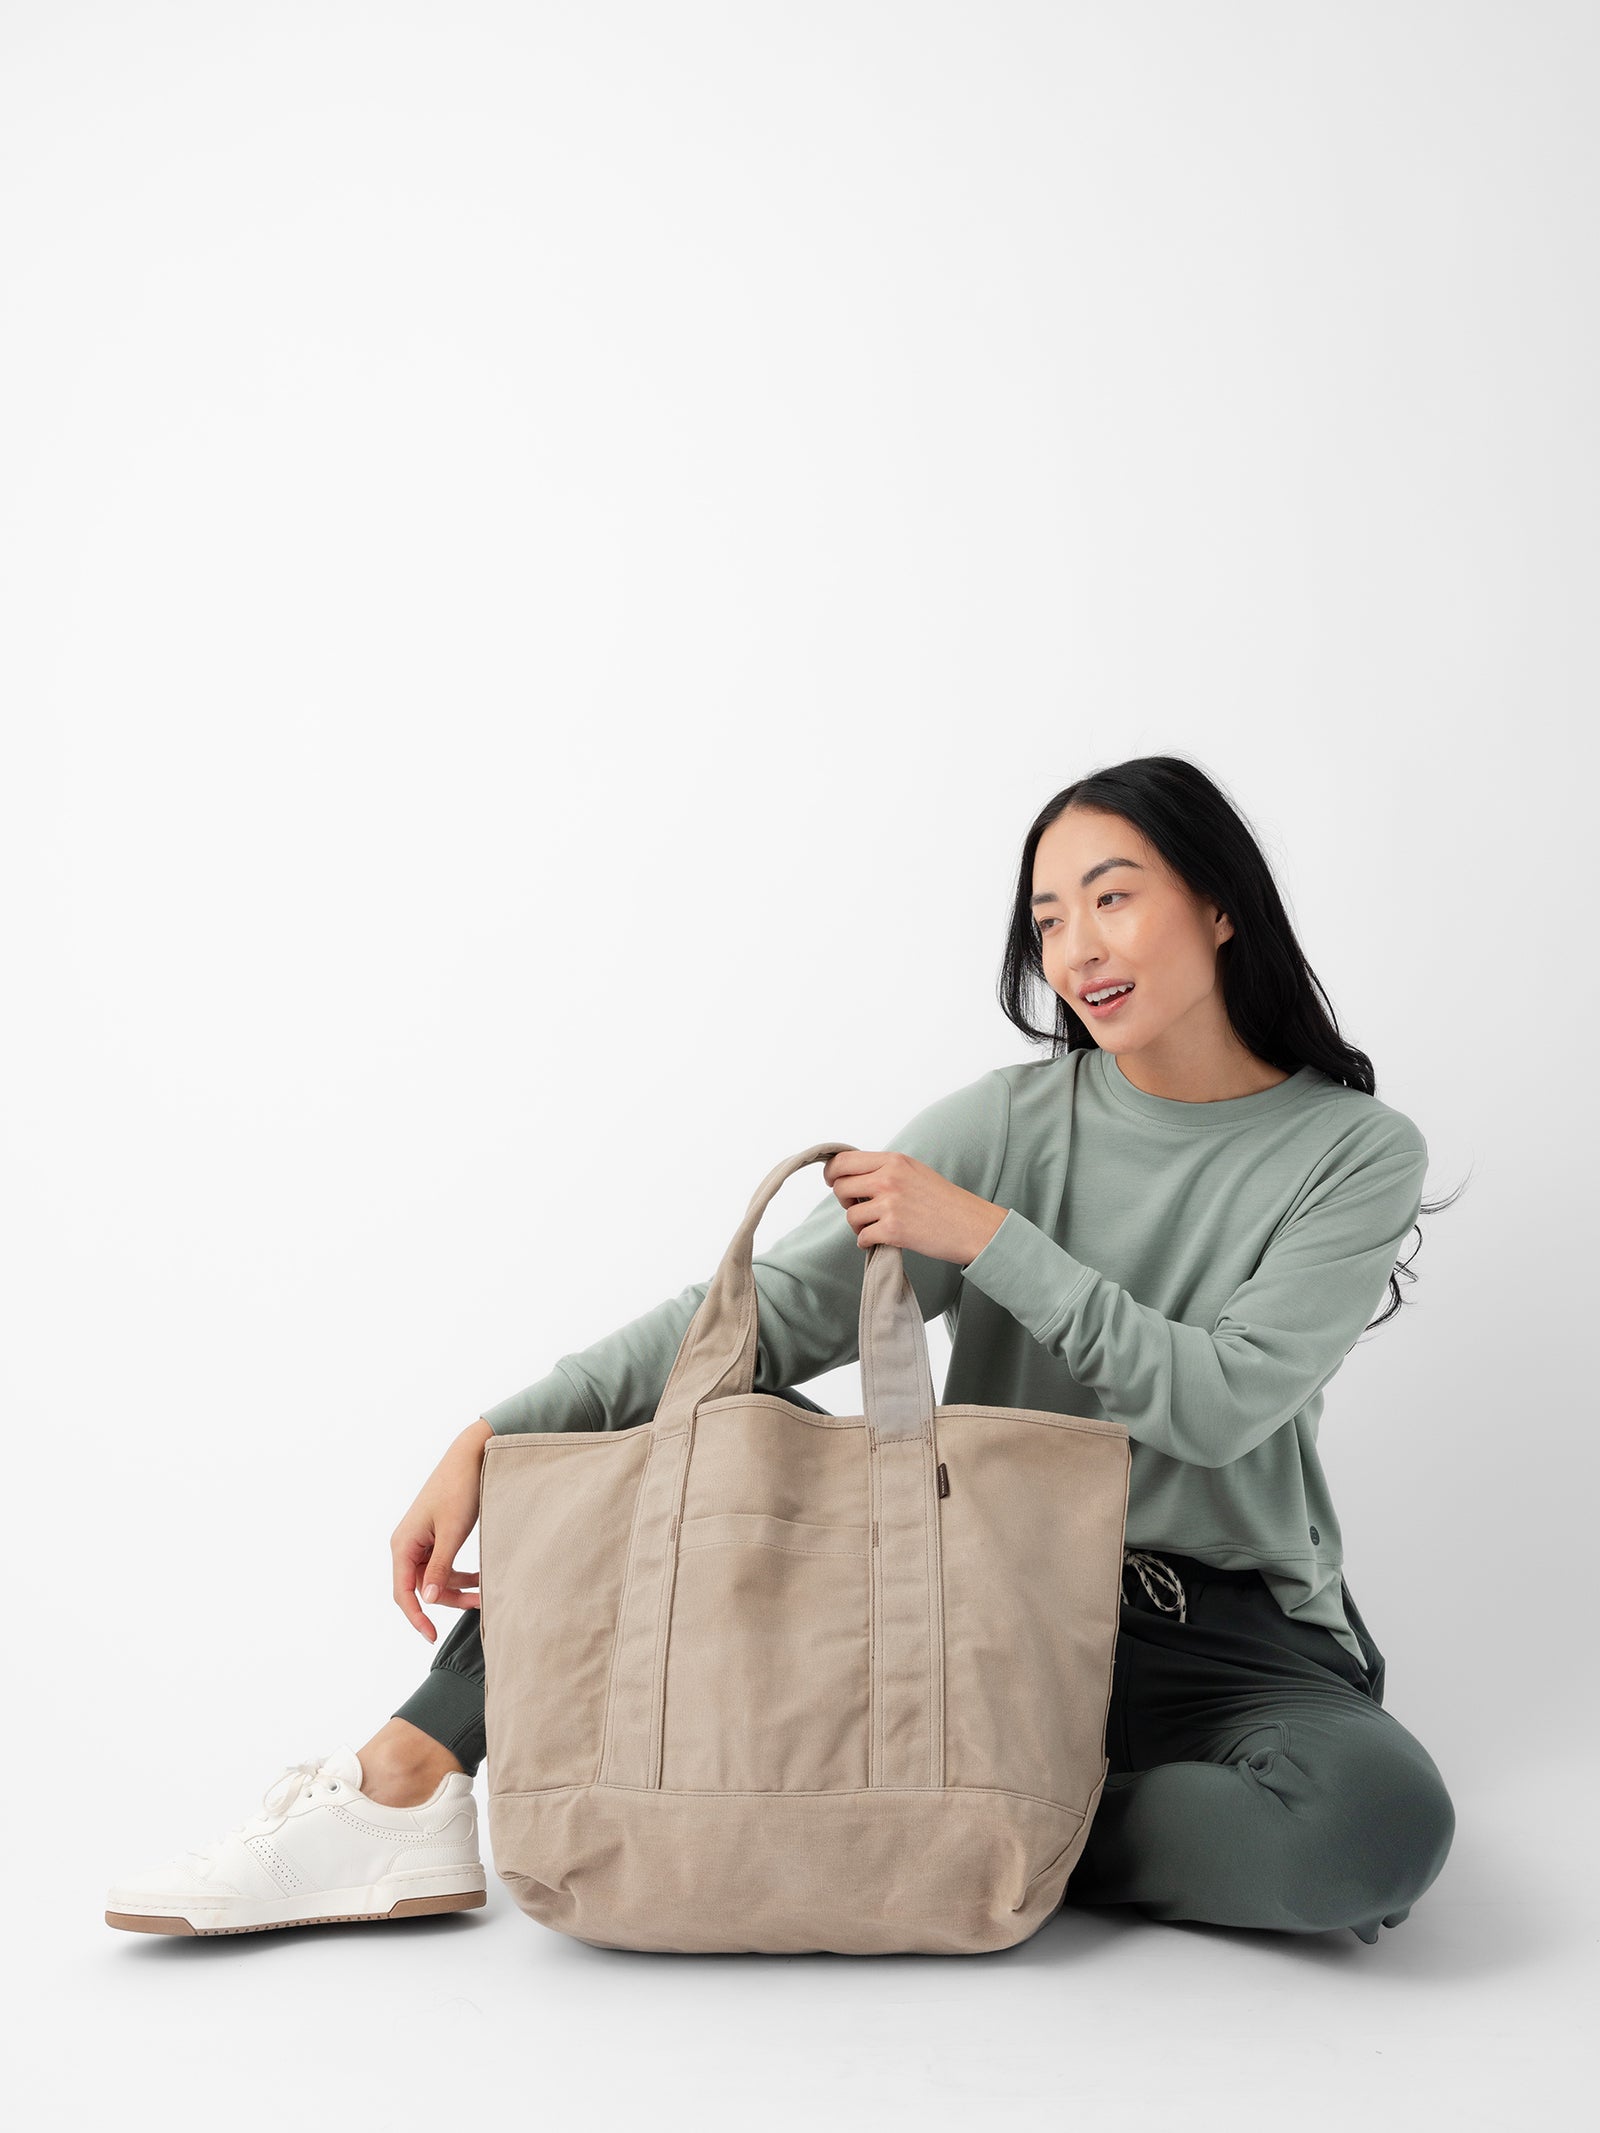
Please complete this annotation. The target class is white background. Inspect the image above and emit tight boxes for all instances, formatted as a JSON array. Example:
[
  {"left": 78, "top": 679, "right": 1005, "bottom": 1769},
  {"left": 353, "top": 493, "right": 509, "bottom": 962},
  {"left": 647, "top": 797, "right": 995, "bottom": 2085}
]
[{"left": 4, "top": 1, "right": 1593, "bottom": 2125}]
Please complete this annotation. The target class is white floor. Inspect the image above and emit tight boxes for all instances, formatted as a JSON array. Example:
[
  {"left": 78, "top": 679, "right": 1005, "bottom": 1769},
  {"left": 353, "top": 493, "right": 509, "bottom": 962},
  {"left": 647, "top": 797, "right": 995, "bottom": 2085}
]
[{"left": 35, "top": 1767, "right": 1590, "bottom": 2133}]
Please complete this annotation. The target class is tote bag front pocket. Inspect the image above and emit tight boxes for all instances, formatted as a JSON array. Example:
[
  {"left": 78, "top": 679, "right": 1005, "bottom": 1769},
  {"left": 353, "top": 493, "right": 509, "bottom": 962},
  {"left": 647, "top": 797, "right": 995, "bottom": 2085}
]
[{"left": 661, "top": 1511, "right": 871, "bottom": 1792}]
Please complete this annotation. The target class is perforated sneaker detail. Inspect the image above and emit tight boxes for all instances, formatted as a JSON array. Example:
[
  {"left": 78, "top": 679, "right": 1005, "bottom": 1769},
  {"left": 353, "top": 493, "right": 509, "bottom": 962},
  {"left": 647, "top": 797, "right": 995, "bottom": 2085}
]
[
  {"left": 326, "top": 1803, "right": 465, "bottom": 1845},
  {"left": 244, "top": 1836, "right": 304, "bottom": 1892}
]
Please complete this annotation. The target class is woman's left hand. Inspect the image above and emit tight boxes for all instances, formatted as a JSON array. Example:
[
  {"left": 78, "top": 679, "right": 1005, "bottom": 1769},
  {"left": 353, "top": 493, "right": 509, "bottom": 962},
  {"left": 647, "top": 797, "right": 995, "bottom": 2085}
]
[{"left": 822, "top": 1149, "right": 1008, "bottom": 1268}]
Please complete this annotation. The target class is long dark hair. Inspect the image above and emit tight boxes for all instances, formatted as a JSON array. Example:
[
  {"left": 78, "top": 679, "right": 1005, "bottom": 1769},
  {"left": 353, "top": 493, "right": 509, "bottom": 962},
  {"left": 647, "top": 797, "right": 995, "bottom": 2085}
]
[{"left": 996, "top": 754, "right": 1463, "bottom": 1330}]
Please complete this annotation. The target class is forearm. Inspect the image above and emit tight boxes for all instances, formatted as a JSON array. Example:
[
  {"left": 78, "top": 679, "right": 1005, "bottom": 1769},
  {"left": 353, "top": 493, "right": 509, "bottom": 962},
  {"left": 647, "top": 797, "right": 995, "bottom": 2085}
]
[{"left": 960, "top": 1184, "right": 1421, "bottom": 1470}]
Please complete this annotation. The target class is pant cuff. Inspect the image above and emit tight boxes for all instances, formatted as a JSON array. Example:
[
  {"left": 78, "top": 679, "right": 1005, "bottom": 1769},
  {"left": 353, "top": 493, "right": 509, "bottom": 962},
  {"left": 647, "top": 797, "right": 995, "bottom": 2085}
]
[{"left": 391, "top": 1664, "right": 486, "bottom": 1778}]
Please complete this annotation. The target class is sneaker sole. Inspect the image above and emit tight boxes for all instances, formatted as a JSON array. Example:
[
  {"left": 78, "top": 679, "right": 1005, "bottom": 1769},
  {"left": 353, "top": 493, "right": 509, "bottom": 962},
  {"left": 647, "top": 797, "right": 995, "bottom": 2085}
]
[{"left": 106, "top": 1880, "right": 487, "bottom": 1935}]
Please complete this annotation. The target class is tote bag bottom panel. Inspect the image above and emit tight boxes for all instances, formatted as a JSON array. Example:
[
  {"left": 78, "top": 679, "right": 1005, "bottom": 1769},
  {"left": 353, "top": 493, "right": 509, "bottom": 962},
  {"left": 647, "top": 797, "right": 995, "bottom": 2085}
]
[{"left": 488, "top": 1767, "right": 1108, "bottom": 1956}]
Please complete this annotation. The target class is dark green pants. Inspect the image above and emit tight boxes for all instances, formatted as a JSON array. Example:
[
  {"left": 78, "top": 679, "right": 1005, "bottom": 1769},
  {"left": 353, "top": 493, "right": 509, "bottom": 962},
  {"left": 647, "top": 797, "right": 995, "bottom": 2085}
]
[
  {"left": 392, "top": 1409, "right": 1455, "bottom": 1944},
  {"left": 1058, "top": 1545, "right": 1455, "bottom": 1941}
]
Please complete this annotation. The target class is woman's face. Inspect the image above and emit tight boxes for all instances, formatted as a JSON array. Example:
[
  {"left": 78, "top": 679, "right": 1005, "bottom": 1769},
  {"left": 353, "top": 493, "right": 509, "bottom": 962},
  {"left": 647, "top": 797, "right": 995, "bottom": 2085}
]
[{"left": 1030, "top": 807, "right": 1235, "bottom": 1057}]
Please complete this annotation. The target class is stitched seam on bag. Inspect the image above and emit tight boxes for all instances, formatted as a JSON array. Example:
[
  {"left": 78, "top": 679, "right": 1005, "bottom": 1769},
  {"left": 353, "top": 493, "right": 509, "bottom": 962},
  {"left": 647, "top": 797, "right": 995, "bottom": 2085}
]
[
  {"left": 485, "top": 1401, "right": 1130, "bottom": 1443},
  {"left": 695, "top": 1397, "right": 862, "bottom": 1428},
  {"left": 872, "top": 1436, "right": 936, "bottom": 1790},
  {"left": 925, "top": 1436, "right": 938, "bottom": 1788},
  {"left": 868, "top": 1425, "right": 882, "bottom": 1786},
  {"left": 594, "top": 1432, "right": 656, "bottom": 1787},
  {"left": 677, "top": 1540, "right": 869, "bottom": 1559},
  {"left": 925, "top": 1431, "right": 946, "bottom": 1790},
  {"left": 912, "top": 1436, "right": 935, "bottom": 1790},
  {"left": 647, "top": 1429, "right": 691, "bottom": 1788},
  {"left": 485, "top": 1431, "right": 646, "bottom": 1452},
  {"left": 677, "top": 1522, "right": 868, "bottom": 1540},
  {"left": 492, "top": 1780, "right": 1092, "bottom": 1813}
]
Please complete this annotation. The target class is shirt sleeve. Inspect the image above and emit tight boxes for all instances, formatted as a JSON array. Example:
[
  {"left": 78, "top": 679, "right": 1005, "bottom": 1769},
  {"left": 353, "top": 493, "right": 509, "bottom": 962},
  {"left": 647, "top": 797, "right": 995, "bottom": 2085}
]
[
  {"left": 481, "top": 1068, "right": 1013, "bottom": 1434},
  {"left": 958, "top": 1115, "right": 1429, "bottom": 1469}
]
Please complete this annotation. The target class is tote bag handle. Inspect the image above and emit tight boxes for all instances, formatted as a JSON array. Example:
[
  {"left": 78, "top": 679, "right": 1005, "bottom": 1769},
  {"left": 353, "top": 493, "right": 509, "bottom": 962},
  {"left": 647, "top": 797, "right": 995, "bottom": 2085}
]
[{"left": 650, "top": 1141, "right": 937, "bottom": 1447}]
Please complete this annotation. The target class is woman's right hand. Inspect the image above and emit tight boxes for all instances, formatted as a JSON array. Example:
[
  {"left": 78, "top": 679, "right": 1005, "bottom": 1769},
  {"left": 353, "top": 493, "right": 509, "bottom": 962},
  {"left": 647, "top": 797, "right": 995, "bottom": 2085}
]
[{"left": 391, "top": 1419, "right": 494, "bottom": 1642}]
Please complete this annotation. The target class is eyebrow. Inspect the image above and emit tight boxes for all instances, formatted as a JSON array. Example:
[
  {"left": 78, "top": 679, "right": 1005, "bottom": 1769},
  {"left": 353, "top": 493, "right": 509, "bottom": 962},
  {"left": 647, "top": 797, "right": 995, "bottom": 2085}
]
[{"left": 1030, "top": 858, "right": 1145, "bottom": 909}]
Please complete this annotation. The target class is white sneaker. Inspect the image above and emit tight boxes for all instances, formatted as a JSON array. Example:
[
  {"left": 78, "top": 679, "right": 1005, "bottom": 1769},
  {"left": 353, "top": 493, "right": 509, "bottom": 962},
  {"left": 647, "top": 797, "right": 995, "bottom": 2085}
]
[{"left": 105, "top": 1744, "right": 486, "bottom": 1937}]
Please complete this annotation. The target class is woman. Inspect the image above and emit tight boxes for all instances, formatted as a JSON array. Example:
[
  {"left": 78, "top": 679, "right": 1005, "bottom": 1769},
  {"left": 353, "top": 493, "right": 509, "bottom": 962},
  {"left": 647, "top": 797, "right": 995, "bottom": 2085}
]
[{"left": 105, "top": 755, "right": 1458, "bottom": 1942}]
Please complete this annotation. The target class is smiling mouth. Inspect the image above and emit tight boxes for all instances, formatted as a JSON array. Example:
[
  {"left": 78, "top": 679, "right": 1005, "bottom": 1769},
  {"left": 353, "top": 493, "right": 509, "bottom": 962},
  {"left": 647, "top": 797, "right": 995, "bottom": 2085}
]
[{"left": 1081, "top": 983, "right": 1136, "bottom": 1015}]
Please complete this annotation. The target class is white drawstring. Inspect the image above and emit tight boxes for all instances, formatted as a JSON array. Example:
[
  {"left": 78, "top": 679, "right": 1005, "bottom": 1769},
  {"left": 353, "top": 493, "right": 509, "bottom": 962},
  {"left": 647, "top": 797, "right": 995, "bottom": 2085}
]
[{"left": 1122, "top": 1548, "right": 1188, "bottom": 1623}]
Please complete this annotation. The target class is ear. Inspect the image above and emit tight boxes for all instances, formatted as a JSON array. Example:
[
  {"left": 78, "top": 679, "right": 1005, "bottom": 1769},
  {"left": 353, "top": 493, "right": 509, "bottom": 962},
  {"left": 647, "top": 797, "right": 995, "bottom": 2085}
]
[{"left": 1215, "top": 910, "right": 1235, "bottom": 946}]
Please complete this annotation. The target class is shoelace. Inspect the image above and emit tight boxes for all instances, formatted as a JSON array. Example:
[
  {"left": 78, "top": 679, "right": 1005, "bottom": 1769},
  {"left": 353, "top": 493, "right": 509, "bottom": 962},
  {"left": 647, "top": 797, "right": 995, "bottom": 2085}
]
[
  {"left": 1122, "top": 1548, "right": 1188, "bottom": 1623},
  {"left": 184, "top": 1754, "right": 337, "bottom": 1864}
]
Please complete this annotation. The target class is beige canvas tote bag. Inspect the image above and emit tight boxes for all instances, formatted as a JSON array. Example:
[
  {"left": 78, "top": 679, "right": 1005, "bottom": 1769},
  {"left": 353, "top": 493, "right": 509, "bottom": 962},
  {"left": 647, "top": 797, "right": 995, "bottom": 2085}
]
[{"left": 480, "top": 1141, "right": 1132, "bottom": 1955}]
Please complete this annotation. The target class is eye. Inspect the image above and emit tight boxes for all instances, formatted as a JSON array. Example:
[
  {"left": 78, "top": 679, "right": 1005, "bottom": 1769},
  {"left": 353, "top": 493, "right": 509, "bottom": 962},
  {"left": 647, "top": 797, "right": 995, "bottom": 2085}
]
[{"left": 1036, "top": 891, "right": 1125, "bottom": 933}]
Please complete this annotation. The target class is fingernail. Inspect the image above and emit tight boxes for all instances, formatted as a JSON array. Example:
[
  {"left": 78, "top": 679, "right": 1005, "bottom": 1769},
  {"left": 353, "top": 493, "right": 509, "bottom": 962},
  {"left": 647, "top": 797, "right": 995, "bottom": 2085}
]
[{"left": 423, "top": 1583, "right": 439, "bottom": 1602}]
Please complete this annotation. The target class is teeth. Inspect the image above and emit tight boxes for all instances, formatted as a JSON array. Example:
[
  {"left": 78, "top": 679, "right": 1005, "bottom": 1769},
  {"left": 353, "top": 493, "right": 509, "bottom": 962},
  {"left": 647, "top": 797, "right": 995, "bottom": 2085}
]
[{"left": 1086, "top": 984, "right": 1133, "bottom": 1005}]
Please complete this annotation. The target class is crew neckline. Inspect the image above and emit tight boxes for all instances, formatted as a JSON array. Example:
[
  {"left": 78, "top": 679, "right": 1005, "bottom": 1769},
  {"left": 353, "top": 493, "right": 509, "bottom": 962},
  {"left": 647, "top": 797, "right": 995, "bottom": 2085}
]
[{"left": 1093, "top": 1044, "right": 1316, "bottom": 1131}]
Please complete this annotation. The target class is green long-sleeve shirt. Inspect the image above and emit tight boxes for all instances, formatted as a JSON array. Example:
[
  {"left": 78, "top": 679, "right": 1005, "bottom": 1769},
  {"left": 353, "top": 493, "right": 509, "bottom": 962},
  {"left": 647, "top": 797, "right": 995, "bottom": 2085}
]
[{"left": 483, "top": 1045, "right": 1429, "bottom": 1662}]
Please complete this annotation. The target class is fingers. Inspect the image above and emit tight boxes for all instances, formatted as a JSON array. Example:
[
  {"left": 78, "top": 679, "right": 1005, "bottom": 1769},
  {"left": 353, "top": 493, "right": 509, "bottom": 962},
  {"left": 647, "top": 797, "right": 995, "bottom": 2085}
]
[
  {"left": 823, "top": 1150, "right": 888, "bottom": 1188},
  {"left": 422, "top": 1520, "right": 474, "bottom": 1609},
  {"left": 392, "top": 1529, "right": 436, "bottom": 1639},
  {"left": 393, "top": 1441, "right": 487, "bottom": 1641},
  {"left": 391, "top": 1536, "right": 479, "bottom": 1636}
]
